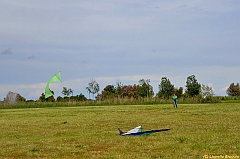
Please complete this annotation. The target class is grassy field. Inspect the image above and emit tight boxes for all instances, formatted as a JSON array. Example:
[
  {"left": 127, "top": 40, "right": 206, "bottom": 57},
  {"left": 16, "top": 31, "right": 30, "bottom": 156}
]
[{"left": 0, "top": 103, "right": 239, "bottom": 159}]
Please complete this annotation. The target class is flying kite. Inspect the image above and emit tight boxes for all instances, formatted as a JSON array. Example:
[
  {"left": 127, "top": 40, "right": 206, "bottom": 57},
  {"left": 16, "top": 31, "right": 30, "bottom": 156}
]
[
  {"left": 45, "top": 71, "right": 62, "bottom": 99},
  {"left": 118, "top": 125, "right": 170, "bottom": 136}
]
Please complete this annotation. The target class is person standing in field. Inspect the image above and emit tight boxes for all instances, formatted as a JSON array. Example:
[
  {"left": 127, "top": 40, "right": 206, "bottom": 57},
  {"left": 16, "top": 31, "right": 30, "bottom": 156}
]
[{"left": 172, "top": 94, "right": 178, "bottom": 108}]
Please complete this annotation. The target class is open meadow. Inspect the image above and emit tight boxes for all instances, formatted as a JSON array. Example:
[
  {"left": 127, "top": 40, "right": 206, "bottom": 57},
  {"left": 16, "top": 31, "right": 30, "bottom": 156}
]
[{"left": 0, "top": 103, "right": 239, "bottom": 159}]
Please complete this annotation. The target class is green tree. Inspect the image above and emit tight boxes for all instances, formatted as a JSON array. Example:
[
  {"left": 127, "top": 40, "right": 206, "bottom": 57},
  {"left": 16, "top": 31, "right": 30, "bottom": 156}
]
[
  {"left": 157, "top": 77, "right": 174, "bottom": 99},
  {"left": 226, "top": 83, "right": 240, "bottom": 96},
  {"left": 61, "top": 87, "right": 73, "bottom": 102},
  {"left": 137, "top": 79, "right": 153, "bottom": 99},
  {"left": 185, "top": 75, "right": 201, "bottom": 97},
  {"left": 56, "top": 96, "right": 64, "bottom": 102},
  {"left": 62, "top": 87, "right": 73, "bottom": 97},
  {"left": 39, "top": 93, "right": 45, "bottom": 102},
  {"left": 174, "top": 87, "right": 183, "bottom": 98},
  {"left": 101, "top": 85, "right": 116, "bottom": 99},
  {"left": 74, "top": 93, "right": 87, "bottom": 101},
  {"left": 39, "top": 91, "right": 55, "bottom": 102},
  {"left": 86, "top": 79, "right": 100, "bottom": 100}
]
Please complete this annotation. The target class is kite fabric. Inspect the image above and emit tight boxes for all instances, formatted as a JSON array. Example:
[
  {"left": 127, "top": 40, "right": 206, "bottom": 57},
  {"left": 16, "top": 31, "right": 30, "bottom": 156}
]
[
  {"left": 45, "top": 72, "right": 62, "bottom": 99},
  {"left": 118, "top": 125, "right": 170, "bottom": 136}
]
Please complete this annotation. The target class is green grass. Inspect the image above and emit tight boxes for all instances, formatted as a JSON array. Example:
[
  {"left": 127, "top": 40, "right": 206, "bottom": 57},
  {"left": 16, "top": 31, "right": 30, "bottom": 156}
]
[{"left": 0, "top": 103, "right": 239, "bottom": 159}]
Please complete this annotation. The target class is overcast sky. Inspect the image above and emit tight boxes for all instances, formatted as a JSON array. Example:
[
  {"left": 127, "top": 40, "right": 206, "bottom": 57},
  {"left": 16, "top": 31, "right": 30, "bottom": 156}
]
[{"left": 0, "top": 0, "right": 240, "bottom": 100}]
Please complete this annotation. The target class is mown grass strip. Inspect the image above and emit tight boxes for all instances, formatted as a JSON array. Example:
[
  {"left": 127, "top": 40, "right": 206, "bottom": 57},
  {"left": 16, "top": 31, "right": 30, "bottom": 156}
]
[{"left": 0, "top": 103, "right": 239, "bottom": 158}]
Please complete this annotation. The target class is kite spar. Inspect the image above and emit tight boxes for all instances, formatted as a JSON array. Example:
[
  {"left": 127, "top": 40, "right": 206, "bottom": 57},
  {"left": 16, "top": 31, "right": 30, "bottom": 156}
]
[{"left": 45, "top": 71, "right": 62, "bottom": 99}]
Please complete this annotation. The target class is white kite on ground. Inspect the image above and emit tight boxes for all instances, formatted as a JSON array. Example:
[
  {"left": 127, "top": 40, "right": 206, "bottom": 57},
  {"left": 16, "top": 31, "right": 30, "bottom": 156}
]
[{"left": 118, "top": 125, "right": 170, "bottom": 136}]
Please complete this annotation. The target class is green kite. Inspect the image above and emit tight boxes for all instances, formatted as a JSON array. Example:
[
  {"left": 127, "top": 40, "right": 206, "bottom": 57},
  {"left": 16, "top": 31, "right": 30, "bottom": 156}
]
[{"left": 45, "top": 72, "right": 62, "bottom": 99}]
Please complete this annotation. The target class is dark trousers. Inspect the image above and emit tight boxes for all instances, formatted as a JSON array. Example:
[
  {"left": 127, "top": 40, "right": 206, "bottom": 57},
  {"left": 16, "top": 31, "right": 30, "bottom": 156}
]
[{"left": 173, "top": 100, "right": 177, "bottom": 108}]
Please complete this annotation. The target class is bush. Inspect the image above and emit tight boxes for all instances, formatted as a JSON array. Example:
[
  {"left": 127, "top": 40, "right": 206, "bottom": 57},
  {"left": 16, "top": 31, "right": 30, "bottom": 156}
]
[{"left": 200, "top": 96, "right": 221, "bottom": 103}]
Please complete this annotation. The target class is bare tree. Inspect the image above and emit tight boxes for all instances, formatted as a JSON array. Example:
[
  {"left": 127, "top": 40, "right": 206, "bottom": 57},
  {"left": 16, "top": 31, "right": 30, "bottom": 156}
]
[
  {"left": 86, "top": 79, "right": 99, "bottom": 100},
  {"left": 62, "top": 87, "right": 73, "bottom": 102},
  {"left": 201, "top": 84, "right": 214, "bottom": 98}
]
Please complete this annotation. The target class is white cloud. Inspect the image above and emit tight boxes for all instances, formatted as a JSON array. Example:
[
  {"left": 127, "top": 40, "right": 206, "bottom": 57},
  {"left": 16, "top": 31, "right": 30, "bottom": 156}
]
[
  {"left": 0, "top": 83, "right": 45, "bottom": 100},
  {"left": 220, "top": 86, "right": 228, "bottom": 93}
]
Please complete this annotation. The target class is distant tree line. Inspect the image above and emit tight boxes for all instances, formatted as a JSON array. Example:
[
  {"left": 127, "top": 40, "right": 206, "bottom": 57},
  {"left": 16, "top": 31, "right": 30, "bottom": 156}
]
[
  {"left": 37, "top": 74, "right": 240, "bottom": 103},
  {"left": 36, "top": 74, "right": 203, "bottom": 102},
  {"left": 3, "top": 74, "right": 240, "bottom": 105},
  {"left": 96, "top": 75, "right": 208, "bottom": 101}
]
